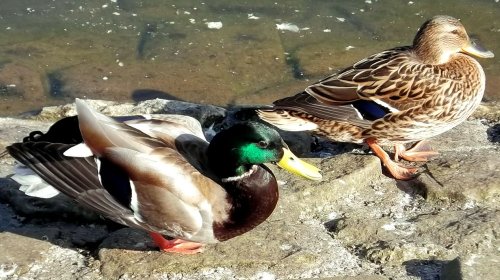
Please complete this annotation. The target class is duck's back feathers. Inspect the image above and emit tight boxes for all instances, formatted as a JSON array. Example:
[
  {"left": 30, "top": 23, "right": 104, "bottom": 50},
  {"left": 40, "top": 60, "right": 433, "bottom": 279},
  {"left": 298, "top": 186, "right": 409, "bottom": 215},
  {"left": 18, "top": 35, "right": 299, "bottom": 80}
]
[{"left": 123, "top": 116, "right": 209, "bottom": 172}]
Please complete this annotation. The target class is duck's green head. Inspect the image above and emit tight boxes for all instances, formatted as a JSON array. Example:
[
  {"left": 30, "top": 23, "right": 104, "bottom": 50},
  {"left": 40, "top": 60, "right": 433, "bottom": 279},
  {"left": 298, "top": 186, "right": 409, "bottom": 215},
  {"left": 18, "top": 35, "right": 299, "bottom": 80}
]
[
  {"left": 413, "top": 15, "right": 494, "bottom": 64},
  {"left": 207, "top": 122, "right": 321, "bottom": 181}
]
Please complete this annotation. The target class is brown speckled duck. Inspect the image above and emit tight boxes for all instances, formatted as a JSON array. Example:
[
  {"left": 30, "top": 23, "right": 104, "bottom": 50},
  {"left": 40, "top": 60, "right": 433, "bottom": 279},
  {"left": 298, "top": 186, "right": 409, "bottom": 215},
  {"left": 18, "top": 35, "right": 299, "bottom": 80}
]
[
  {"left": 8, "top": 99, "right": 321, "bottom": 254},
  {"left": 258, "top": 15, "right": 494, "bottom": 180}
]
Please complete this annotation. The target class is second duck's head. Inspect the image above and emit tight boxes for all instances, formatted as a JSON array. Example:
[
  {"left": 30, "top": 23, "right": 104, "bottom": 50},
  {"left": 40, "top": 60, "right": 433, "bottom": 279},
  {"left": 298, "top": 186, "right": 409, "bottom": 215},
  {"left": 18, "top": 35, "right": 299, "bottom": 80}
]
[
  {"left": 207, "top": 122, "right": 321, "bottom": 181},
  {"left": 413, "top": 15, "right": 494, "bottom": 64}
]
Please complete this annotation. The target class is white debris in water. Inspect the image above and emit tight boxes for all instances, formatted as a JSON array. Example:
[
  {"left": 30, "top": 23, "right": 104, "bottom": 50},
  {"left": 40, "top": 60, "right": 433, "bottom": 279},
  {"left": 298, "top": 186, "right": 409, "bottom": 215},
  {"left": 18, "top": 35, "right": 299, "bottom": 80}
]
[
  {"left": 111, "top": 0, "right": 117, "bottom": 2},
  {"left": 102, "top": 4, "right": 108, "bottom": 8},
  {"left": 102, "top": 76, "right": 108, "bottom": 80},
  {"left": 106, "top": 29, "right": 112, "bottom": 33},
  {"left": 26, "top": 7, "right": 35, "bottom": 13},
  {"left": 336, "top": 17, "right": 346, "bottom": 22},
  {"left": 301, "top": 27, "right": 310, "bottom": 31},
  {"left": 408, "top": 1, "right": 414, "bottom": 4},
  {"left": 189, "top": 18, "right": 196, "bottom": 24},
  {"left": 7, "top": 84, "right": 16, "bottom": 88},
  {"left": 6, "top": 27, "right": 11, "bottom": 30},
  {"left": 184, "top": 11, "right": 191, "bottom": 15},
  {"left": 206, "top": 21, "right": 223, "bottom": 29},
  {"left": 112, "top": 12, "right": 120, "bottom": 16},
  {"left": 323, "top": 29, "right": 332, "bottom": 32},
  {"left": 248, "top": 13, "right": 260, "bottom": 20},
  {"left": 345, "top": 45, "right": 355, "bottom": 50},
  {"left": 276, "top": 23, "right": 300, "bottom": 32},
  {"left": 365, "top": 0, "right": 372, "bottom": 3}
]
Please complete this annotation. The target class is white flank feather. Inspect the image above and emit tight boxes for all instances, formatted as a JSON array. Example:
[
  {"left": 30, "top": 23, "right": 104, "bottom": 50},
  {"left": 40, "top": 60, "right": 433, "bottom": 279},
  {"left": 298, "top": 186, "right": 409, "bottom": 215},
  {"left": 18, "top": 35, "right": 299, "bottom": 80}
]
[
  {"left": 63, "top": 143, "right": 94, "bottom": 157},
  {"left": 11, "top": 165, "right": 60, "bottom": 198}
]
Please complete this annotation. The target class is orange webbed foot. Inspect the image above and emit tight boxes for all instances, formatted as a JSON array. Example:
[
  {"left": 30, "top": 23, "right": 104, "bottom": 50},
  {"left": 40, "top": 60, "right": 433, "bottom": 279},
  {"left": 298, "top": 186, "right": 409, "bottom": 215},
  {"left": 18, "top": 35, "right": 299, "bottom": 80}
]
[
  {"left": 366, "top": 138, "right": 419, "bottom": 180},
  {"left": 382, "top": 159, "right": 419, "bottom": 180},
  {"left": 395, "top": 141, "right": 439, "bottom": 162},
  {"left": 149, "top": 232, "right": 204, "bottom": 254}
]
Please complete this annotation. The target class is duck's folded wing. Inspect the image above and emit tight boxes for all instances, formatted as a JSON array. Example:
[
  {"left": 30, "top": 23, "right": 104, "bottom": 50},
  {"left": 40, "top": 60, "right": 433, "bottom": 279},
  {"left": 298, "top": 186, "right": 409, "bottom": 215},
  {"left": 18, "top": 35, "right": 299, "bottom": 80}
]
[
  {"left": 304, "top": 46, "right": 442, "bottom": 107},
  {"left": 75, "top": 99, "right": 168, "bottom": 157},
  {"left": 123, "top": 116, "right": 209, "bottom": 171},
  {"left": 6, "top": 142, "right": 150, "bottom": 230},
  {"left": 270, "top": 92, "right": 372, "bottom": 127},
  {"left": 8, "top": 142, "right": 101, "bottom": 196},
  {"left": 77, "top": 99, "right": 210, "bottom": 173}
]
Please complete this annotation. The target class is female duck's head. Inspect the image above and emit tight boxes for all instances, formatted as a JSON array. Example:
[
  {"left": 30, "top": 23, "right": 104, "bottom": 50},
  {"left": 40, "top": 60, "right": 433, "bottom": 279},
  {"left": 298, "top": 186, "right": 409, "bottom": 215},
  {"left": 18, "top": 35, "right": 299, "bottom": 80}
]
[{"left": 413, "top": 15, "right": 494, "bottom": 64}]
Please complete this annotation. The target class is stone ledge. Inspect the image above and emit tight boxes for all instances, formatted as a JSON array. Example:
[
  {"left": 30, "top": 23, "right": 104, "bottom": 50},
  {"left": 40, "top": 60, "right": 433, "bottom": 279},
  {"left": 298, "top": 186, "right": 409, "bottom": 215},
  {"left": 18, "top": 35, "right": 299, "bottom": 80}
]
[{"left": 0, "top": 99, "right": 498, "bottom": 279}]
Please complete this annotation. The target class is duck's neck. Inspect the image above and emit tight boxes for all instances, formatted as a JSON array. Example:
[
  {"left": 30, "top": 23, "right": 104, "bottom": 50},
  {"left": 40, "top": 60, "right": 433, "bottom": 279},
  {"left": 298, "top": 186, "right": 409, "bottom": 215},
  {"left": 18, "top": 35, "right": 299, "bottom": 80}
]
[
  {"left": 206, "top": 129, "right": 280, "bottom": 241},
  {"left": 413, "top": 33, "right": 453, "bottom": 65},
  {"left": 206, "top": 131, "right": 250, "bottom": 180},
  {"left": 414, "top": 44, "right": 452, "bottom": 65},
  {"left": 212, "top": 165, "right": 279, "bottom": 241}
]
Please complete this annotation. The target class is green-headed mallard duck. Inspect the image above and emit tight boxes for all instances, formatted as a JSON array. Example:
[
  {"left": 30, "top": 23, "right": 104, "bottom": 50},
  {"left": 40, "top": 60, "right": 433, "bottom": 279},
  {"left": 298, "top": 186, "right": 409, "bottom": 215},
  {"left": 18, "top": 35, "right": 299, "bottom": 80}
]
[
  {"left": 258, "top": 15, "right": 494, "bottom": 180},
  {"left": 7, "top": 99, "right": 321, "bottom": 254}
]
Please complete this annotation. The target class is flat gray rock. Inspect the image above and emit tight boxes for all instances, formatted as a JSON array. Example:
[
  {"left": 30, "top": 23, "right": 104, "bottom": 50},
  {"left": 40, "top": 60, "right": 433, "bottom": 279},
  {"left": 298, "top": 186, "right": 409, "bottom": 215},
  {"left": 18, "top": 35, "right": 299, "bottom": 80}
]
[{"left": 0, "top": 99, "right": 498, "bottom": 280}]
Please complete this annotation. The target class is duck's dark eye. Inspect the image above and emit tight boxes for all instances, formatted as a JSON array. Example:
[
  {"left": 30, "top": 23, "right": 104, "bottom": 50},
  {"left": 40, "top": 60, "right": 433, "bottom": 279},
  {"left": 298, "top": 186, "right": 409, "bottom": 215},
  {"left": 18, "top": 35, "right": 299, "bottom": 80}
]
[
  {"left": 257, "top": 140, "right": 268, "bottom": 148},
  {"left": 451, "top": 29, "right": 459, "bottom": 35}
]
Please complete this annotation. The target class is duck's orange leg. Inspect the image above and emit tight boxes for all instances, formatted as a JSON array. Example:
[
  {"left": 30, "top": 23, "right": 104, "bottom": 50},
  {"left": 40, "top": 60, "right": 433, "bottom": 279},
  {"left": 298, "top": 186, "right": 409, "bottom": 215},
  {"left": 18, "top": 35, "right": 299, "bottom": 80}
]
[
  {"left": 366, "top": 138, "right": 418, "bottom": 180},
  {"left": 394, "top": 140, "right": 439, "bottom": 162},
  {"left": 149, "top": 232, "right": 204, "bottom": 254}
]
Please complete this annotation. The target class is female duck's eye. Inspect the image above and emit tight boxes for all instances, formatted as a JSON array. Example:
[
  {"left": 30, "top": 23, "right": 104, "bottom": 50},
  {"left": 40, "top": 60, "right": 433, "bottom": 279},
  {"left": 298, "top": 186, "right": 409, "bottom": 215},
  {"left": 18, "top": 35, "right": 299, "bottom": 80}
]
[
  {"left": 257, "top": 141, "right": 268, "bottom": 148},
  {"left": 451, "top": 29, "right": 459, "bottom": 35}
]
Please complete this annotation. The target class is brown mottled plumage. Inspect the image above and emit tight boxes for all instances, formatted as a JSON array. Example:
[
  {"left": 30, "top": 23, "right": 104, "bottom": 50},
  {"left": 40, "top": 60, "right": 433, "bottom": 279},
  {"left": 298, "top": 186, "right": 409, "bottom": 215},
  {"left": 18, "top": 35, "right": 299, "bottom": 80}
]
[{"left": 258, "top": 15, "right": 494, "bottom": 180}]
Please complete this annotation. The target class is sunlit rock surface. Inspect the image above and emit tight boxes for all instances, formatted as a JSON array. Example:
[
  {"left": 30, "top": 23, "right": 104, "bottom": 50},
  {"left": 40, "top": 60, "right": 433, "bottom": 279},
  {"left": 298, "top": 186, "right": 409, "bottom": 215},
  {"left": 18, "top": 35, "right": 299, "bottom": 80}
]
[{"left": 0, "top": 99, "right": 498, "bottom": 280}]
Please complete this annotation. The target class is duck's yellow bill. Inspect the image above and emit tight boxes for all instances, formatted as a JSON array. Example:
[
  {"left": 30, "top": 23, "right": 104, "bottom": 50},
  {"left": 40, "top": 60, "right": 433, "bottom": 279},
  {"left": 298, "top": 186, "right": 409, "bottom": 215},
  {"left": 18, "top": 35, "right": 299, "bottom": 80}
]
[
  {"left": 462, "top": 40, "right": 494, "bottom": 58},
  {"left": 277, "top": 148, "right": 322, "bottom": 181}
]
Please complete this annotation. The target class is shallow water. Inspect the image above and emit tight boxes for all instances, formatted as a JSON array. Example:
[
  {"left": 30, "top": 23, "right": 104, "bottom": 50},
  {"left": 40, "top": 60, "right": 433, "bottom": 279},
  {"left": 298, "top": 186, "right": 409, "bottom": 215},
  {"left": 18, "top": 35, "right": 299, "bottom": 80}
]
[{"left": 0, "top": 0, "right": 498, "bottom": 116}]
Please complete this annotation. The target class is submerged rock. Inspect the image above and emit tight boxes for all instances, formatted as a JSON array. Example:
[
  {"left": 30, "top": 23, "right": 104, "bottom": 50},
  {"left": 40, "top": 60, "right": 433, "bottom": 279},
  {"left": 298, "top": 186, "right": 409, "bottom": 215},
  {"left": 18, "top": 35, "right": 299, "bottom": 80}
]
[{"left": 0, "top": 99, "right": 498, "bottom": 279}]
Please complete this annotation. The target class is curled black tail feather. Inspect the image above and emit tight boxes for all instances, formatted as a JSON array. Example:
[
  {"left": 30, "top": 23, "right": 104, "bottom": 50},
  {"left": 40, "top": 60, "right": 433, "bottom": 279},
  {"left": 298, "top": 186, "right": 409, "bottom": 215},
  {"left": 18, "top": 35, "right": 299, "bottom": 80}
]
[{"left": 23, "top": 116, "right": 83, "bottom": 144}]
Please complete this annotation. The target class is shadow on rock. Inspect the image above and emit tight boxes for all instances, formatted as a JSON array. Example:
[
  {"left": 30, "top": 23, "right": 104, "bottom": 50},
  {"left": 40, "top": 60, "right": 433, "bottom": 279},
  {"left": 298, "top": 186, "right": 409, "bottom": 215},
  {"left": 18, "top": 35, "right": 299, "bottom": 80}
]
[
  {"left": 403, "top": 258, "right": 462, "bottom": 280},
  {"left": 0, "top": 177, "right": 154, "bottom": 252},
  {"left": 131, "top": 89, "right": 184, "bottom": 102},
  {"left": 395, "top": 174, "right": 430, "bottom": 199},
  {"left": 486, "top": 123, "right": 500, "bottom": 143}
]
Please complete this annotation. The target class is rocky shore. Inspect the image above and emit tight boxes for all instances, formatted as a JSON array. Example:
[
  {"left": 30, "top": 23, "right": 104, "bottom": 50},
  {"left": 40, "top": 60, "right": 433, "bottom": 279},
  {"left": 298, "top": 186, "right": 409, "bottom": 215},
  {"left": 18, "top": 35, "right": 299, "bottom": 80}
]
[{"left": 0, "top": 99, "right": 498, "bottom": 280}]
